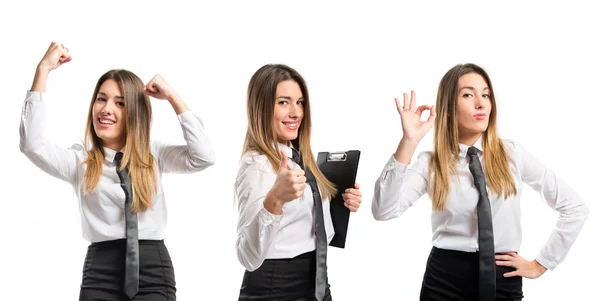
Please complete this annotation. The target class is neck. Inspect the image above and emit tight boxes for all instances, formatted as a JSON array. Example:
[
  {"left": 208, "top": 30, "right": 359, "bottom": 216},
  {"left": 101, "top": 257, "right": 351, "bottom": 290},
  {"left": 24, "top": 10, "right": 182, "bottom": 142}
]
[
  {"left": 102, "top": 139, "right": 125, "bottom": 152},
  {"left": 458, "top": 132, "right": 482, "bottom": 146}
]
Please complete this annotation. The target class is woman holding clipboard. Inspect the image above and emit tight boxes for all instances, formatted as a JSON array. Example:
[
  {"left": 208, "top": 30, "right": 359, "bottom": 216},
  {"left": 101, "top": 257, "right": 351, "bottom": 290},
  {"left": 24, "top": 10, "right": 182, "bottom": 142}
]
[{"left": 234, "top": 64, "right": 362, "bottom": 301}]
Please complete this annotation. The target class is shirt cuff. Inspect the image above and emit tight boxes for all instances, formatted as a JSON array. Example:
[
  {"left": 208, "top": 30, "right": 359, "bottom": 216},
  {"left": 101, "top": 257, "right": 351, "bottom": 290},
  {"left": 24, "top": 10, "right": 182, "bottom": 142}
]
[
  {"left": 385, "top": 154, "right": 408, "bottom": 172},
  {"left": 258, "top": 207, "right": 283, "bottom": 225},
  {"left": 535, "top": 253, "right": 557, "bottom": 271}
]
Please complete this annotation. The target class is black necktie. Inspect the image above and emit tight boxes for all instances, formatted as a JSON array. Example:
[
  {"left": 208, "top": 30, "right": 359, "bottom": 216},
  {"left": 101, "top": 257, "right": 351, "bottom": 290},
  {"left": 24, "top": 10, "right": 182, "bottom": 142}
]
[
  {"left": 292, "top": 149, "right": 328, "bottom": 301},
  {"left": 467, "top": 147, "right": 496, "bottom": 301},
  {"left": 114, "top": 152, "right": 139, "bottom": 299}
]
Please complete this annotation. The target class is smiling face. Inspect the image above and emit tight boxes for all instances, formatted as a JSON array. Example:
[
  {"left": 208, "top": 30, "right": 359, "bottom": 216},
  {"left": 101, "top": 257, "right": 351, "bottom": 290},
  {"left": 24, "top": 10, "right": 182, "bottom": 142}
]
[
  {"left": 456, "top": 72, "right": 492, "bottom": 144},
  {"left": 91, "top": 79, "right": 127, "bottom": 150},
  {"left": 273, "top": 80, "right": 304, "bottom": 144}
]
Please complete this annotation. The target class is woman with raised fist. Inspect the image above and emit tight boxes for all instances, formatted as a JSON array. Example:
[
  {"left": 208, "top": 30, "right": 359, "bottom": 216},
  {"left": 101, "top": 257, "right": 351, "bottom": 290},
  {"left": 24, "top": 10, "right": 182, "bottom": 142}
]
[
  {"left": 20, "top": 41, "right": 216, "bottom": 300},
  {"left": 234, "top": 64, "right": 362, "bottom": 301}
]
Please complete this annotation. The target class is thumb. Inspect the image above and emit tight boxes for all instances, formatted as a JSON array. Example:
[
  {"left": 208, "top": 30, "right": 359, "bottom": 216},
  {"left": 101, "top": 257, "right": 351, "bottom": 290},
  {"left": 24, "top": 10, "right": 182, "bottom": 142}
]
[
  {"left": 279, "top": 150, "right": 289, "bottom": 171},
  {"left": 354, "top": 182, "right": 360, "bottom": 190},
  {"left": 426, "top": 105, "right": 436, "bottom": 124}
]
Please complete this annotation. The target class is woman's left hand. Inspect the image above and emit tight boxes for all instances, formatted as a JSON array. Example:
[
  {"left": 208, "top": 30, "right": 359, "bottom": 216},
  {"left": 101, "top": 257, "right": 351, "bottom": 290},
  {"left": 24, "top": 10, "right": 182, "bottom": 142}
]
[
  {"left": 495, "top": 252, "right": 547, "bottom": 279},
  {"left": 144, "top": 74, "right": 188, "bottom": 114},
  {"left": 342, "top": 183, "right": 362, "bottom": 212}
]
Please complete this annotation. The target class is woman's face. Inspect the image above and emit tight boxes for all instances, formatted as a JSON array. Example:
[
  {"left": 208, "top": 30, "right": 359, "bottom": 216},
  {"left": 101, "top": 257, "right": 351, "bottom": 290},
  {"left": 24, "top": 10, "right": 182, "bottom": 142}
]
[
  {"left": 92, "top": 79, "right": 127, "bottom": 150},
  {"left": 273, "top": 80, "right": 304, "bottom": 144},
  {"left": 456, "top": 72, "right": 492, "bottom": 143}
]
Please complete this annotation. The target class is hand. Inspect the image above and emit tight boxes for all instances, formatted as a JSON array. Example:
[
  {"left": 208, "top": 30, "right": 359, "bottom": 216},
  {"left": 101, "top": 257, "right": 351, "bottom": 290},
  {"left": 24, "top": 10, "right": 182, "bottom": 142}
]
[
  {"left": 144, "top": 74, "right": 177, "bottom": 101},
  {"left": 269, "top": 150, "right": 307, "bottom": 204},
  {"left": 342, "top": 183, "right": 362, "bottom": 212},
  {"left": 395, "top": 90, "right": 435, "bottom": 141},
  {"left": 495, "top": 252, "right": 547, "bottom": 279},
  {"left": 38, "top": 41, "right": 72, "bottom": 73}
]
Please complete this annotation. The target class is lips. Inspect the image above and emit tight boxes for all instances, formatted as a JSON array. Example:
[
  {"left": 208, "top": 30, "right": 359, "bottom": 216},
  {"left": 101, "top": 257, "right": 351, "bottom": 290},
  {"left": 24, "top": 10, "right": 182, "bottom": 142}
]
[
  {"left": 283, "top": 121, "right": 299, "bottom": 130},
  {"left": 474, "top": 114, "right": 487, "bottom": 120},
  {"left": 97, "top": 117, "right": 116, "bottom": 128}
]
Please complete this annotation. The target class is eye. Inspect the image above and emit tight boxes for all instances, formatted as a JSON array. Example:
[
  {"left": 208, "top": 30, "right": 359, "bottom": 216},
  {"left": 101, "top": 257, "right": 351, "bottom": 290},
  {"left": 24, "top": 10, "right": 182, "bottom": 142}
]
[
  {"left": 278, "top": 100, "right": 289, "bottom": 105},
  {"left": 116, "top": 101, "right": 125, "bottom": 107},
  {"left": 96, "top": 97, "right": 106, "bottom": 102},
  {"left": 462, "top": 93, "right": 473, "bottom": 98},
  {"left": 297, "top": 100, "right": 304, "bottom": 106},
  {"left": 482, "top": 94, "right": 490, "bottom": 99}
]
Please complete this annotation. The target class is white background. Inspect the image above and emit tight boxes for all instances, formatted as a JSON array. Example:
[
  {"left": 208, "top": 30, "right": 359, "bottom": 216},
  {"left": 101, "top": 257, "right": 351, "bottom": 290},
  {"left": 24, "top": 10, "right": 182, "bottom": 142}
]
[{"left": 1, "top": 1, "right": 598, "bottom": 300}]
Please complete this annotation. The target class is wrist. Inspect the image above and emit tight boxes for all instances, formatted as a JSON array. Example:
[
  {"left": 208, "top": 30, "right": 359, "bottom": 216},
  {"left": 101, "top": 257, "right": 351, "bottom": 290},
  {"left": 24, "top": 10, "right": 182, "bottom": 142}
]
[
  {"left": 533, "top": 259, "right": 547, "bottom": 273},
  {"left": 36, "top": 63, "right": 52, "bottom": 75},
  {"left": 264, "top": 190, "right": 284, "bottom": 215}
]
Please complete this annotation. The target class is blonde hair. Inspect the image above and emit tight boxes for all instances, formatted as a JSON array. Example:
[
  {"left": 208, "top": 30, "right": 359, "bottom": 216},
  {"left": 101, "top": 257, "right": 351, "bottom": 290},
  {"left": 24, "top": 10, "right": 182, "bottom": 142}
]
[
  {"left": 83, "top": 69, "right": 157, "bottom": 213},
  {"left": 242, "top": 64, "right": 336, "bottom": 200},
  {"left": 429, "top": 63, "right": 517, "bottom": 211}
]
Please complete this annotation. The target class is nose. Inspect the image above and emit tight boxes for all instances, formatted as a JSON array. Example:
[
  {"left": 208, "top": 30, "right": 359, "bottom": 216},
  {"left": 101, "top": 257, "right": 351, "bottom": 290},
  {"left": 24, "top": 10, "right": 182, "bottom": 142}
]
[
  {"left": 288, "top": 102, "right": 300, "bottom": 118},
  {"left": 474, "top": 94, "right": 486, "bottom": 110},
  {"left": 100, "top": 99, "right": 117, "bottom": 114}
]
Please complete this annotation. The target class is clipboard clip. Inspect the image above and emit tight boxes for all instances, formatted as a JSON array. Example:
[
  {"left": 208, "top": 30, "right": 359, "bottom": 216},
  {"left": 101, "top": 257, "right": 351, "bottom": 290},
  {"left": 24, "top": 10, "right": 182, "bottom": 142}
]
[{"left": 326, "top": 152, "right": 347, "bottom": 162}]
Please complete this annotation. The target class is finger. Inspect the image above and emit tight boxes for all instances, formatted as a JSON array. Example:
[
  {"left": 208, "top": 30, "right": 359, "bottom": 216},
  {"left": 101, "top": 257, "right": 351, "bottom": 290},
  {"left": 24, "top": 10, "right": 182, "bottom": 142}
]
[
  {"left": 495, "top": 255, "right": 513, "bottom": 261},
  {"left": 415, "top": 105, "right": 431, "bottom": 117},
  {"left": 354, "top": 182, "right": 360, "bottom": 190},
  {"left": 291, "top": 169, "right": 305, "bottom": 177},
  {"left": 403, "top": 93, "right": 409, "bottom": 112},
  {"left": 344, "top": 188, "right": 362, "bottom": 198},
  {"left": 503, "top": 271, "right": 521, "bottom": 278},
  {"left": 296, "top": 175, "right": 307, "bottom": 184},
  {"left": 495, "top": 260, "right": 514, "bottom": 267},
  {"left": 410, "top": 90, "right": 417, "bottom": 112},
  {"left": 394, "top": 98, "right": 403, "bottom": 114},
  {"left": 426, "top": 105, "right": 436, "bottom": 124},
  {"left": 344, "top": 202, "right": 358, "bottom": 212},
  {"left": 294, "top": 183, "right": 307, "bottom": 192},
  {"left": 279, "top": 150, "right": 289, "bottom": 171}
]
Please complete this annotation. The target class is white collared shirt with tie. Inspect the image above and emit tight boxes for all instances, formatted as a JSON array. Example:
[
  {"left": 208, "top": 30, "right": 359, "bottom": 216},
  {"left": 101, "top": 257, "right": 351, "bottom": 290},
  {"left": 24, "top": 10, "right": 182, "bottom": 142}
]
[
  {"left": 20, "top": 91, "right": 216, "bottom": 243},
  {"left": 235, "top": 143, "right": 335, "bottom": 272},
  {"left": 372, "top": 138, "right": 589, "bottom": 271}
]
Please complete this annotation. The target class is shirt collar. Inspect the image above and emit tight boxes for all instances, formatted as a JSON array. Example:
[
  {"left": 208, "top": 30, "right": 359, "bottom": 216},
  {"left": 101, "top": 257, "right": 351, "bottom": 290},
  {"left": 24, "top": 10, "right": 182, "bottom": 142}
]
[
  {"left": 103, "top": 146, "right": 125, "bottom": 163},
  {"left": 458, "top": 136, "right": 483, "bottom": 158},
  {"left": 277, "top": 142, "right": 294, "bottom": 159}
]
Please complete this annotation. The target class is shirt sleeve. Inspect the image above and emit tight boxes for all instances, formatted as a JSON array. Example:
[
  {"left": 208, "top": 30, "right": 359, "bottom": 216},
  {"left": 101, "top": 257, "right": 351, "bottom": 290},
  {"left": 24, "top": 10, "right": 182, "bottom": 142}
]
[
  {"left": 372, "top": 152, "right": 430, "bottom": 221},
  {"left": 235, "top": 155, "right": 282, "bottom": 271},
  {"left": 19, "top": 91, "right": 79, "bottom": 184},
  {"left": 512, "top": 140, "right": 590, "bottom": 270},
  {"left": 152, "top": 110, "right": 216, "bottom": 174}
]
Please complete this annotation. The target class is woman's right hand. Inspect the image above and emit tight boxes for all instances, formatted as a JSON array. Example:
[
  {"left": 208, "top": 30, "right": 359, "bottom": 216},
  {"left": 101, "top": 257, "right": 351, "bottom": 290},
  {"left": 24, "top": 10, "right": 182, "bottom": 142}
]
[
  {"left": 37, "top": 41, "right": 72, "bottom": 73},
  {"left": 31, "top": 41, "right": 72, "bottom": 92},
  {"left": 264, "top": 151, "right": 307, "bottom": 214},
  {"left": 395, "top": 90, "right": 436, "bottom": 141}
]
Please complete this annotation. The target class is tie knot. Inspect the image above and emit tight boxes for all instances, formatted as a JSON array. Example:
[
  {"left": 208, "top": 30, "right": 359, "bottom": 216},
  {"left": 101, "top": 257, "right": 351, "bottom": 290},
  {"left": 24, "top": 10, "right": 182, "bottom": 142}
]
[
  {"left": 114, "top": 152, "right": 124, "bottom": 164},
  {"left": 291, "top": 149, "right": 302, "bottom": 166},
  {"left": 467, "top": 146, "right": 479, "bottom": 157}
]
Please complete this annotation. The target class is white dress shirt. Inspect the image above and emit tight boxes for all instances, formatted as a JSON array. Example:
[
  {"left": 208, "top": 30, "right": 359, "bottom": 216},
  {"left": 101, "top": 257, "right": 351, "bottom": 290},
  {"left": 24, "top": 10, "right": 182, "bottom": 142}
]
[
  {"left": 235, "top": 143, "right": 335, "bottom": 271},
  {"left": 20, "top": 91, "right": 216, "bottom": 242},
  {"left": 372, "top": 138, "right": 589, "bottom": 271}
]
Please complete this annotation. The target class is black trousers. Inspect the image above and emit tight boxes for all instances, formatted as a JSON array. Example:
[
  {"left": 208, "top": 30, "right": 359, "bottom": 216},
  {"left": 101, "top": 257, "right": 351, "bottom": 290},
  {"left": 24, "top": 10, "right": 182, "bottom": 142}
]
[
  {"left": 239, "top": 250, "right": 332, "bottom": 301},
  {"left": 79, "top": 239, "right": 176, "bottom": 301},
  {"left": 420, "top": 247, "right": 524, "bottom": 301}
]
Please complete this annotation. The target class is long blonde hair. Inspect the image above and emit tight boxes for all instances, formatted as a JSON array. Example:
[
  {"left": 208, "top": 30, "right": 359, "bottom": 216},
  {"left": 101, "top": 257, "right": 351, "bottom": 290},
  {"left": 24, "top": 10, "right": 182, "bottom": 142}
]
[
  {"left": 242, "top": 64, "right": 336, "bottom": 201},
  {"left": 429, "top": 63, "right": 516, "bottom": 211},
  {"left": 83, "top": 69, "right": 157, "bottom": 213}
]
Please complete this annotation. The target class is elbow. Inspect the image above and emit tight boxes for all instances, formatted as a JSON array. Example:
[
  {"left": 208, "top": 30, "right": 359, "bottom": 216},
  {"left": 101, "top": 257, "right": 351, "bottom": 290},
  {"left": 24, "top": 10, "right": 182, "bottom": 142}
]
[
  {"left": 236, "top": 242, "right": 262, "bottom": 272},
  {"left": 188, "top": 150, "right": 216, "bottom": 171}
]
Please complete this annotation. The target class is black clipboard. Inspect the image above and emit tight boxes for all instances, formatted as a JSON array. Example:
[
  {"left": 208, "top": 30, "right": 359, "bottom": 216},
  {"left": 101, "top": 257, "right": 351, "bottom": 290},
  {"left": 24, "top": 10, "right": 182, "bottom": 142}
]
[{"left": 317, "top": 150, "right": 361, "bottom": 248}]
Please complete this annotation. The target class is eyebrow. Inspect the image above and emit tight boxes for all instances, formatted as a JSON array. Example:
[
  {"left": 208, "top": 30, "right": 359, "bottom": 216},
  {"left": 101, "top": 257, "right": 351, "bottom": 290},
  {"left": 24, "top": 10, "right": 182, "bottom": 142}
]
[
  {"left": 276, "top": 96, "right": 304, "bottom": 101},
  {"left": 98, "top": 92, "right": 124, "bottom": 99},
  {"left": 459, "top": 86, "right": 489, "bottom": 92}
]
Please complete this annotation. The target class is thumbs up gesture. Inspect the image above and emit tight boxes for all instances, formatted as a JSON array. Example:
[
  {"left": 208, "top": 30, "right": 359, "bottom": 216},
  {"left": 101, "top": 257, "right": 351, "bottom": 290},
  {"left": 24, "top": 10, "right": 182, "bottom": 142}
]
[{"left": 264, "top": 151, "right": 307, "bottom": 214}]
